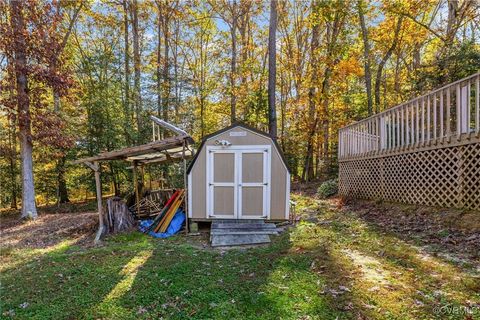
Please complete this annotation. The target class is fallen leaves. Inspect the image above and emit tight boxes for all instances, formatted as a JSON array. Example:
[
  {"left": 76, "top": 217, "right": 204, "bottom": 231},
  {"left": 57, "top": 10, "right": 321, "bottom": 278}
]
[{"left": 340, "top": 199, "right": 480, "bottom": 266}]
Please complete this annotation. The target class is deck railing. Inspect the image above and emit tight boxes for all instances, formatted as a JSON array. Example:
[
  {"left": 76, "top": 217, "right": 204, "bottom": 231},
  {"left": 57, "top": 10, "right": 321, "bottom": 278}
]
[{"left": 338, "top": 72, "right": 480, "bottom": 160}]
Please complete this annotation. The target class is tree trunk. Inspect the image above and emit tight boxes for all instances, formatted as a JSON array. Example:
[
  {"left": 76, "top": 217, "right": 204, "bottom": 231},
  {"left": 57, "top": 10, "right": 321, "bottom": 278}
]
[
  {"left": 156, "top": 3, "right": 162, "bottom": 117},
  {"left": 55, "top": 85, "right": 69, "bottom": 204},
  {"left": 303, "top": 2, "right": 320, "bottom": 182},
  {"left": 132, "top": 0, "right": 142, "bottom": 136},
  {"left": 238, "top": 5, "right": 251, "bottom": 118},
  {"left": 51, "top": 2, "right": 82, "bottom": 205},
  {"left": 439, "top": 0, "right": 472, "bottom": 82},
  {"left": 357, "top": 0, "right": 373, "bottom": 115},
  {"left": 374, "top": 16, "right": 403, "bottom": 113},
  {"left": 199, "top": 29, "right": 207, "bottom": 138},
  {"left": 57, "top": 155, "right": 70, "bottom": 203},
  {"left": 53, "top": 89, "right": 61, "bottom": 112},
  {"left": 11, "top": 0, "right": 38, "bottom": 219},
  {"left": 230, "top": 0, "right": 237, "bottom": 123},
  {"left": 109, "top": 163, "right": 120, "bottom": 196},
  {"left": 267, "top": 0, "right": 278, "bottom": 139},
  {"left": 322, "top": 67, "right": 332, "bottom": 173},
  {"left": 163, "top": 3, "right": 170, "bottom": 122},
  {"left": 173, "top": 19, "right": 180, "bottom": 122},
  {"left": 394, "top": 53, "right": 401, "bottom": 102},
  {"left": 279, "top": 71, "right": 287, "bottom": 151},
  {"left": 8, "top": 116, "right": 17, "bottom": 209},
  {"left": 123, "top": 0, "right": 132, "bottom": 144},
  {"left": 200, "top": 95, "right": 205, "bottom": 138}
]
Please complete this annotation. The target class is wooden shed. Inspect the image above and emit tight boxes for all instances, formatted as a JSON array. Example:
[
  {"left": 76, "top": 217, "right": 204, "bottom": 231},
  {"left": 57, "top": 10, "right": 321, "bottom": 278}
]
[{"left": 187, "top": 123, "right": 290, "bottom": 221}]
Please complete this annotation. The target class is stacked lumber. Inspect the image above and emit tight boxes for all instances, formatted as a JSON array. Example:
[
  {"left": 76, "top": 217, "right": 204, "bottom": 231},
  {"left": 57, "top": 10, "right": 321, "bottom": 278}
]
[
  {"left": 143, "top": 189, "right": 185, "bottom": 234},
  {"left": 129, "top": 189, "right": 174, "bottom": 218},
  {"left": 105, "top": 197, "right": 136, "bottom": 233}
]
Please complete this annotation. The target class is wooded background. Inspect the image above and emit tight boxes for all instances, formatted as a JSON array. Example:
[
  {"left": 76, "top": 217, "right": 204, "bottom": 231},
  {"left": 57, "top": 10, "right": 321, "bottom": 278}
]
[{"left": 1, "top": 0, "right": 479, "bottom": 213}]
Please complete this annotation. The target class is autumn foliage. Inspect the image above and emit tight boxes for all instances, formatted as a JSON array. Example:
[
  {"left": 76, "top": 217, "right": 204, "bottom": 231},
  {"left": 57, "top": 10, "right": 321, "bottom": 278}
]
[{"left": 0, "top": 0, "right": 479, "bottom": 209}]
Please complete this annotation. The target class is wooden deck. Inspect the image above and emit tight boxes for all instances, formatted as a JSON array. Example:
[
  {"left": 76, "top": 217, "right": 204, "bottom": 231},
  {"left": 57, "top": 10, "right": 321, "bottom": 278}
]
[{"left": 338, "top": 73, "right": 480, "bottom": 210}]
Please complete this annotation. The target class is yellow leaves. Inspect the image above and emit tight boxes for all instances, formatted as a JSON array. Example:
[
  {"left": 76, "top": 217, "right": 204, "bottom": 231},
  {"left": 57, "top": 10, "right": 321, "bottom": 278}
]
[{"left": 335, "top": 56, "right": 363, "bottom": 79}]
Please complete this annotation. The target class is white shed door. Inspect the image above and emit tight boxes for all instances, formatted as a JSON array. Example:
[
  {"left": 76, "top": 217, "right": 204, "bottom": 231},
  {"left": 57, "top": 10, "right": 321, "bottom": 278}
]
[{"left": 207, "top": 146, "right": 271, "bottom": 219}]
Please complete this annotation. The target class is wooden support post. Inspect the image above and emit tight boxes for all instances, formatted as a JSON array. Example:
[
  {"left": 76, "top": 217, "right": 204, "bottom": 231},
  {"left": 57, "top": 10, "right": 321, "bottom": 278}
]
[
  {"left": 447, "top": 88, "right": 451, "bottom": 142},
  {"left": 440, "top": 90, "right": 444, "bottom": 141},
  {"left": 92, "top": 161, "right": 104, "bottom": 243},
  {"left": 433, "top": 93, "right": 437, "bottom": 142},
  {"left": 415, "top": 100, "right": 419, "bottom": 146},
  {"left": 456, "top": 84, "right": 461, "bottom": 139},
  {"left": 133, "top": 161, "right": 140, "bottom": 217},
  {"left": 476, "top": 76, "right": 479, "bottom": 136},
  {"left": 152, "top": 122, "right": 156, "bottom": 141},
  {"left": 427, "top": 95, "right": 431, "bottom": 144},
  {"left": 140, "top": 165, "right": 145, "bottom": 186},
  {"left": 183, "top": 140, "right": 189, "bottom": 234},
  {"left": 148, "top": 166, "right": 152, "bottom": 189}
]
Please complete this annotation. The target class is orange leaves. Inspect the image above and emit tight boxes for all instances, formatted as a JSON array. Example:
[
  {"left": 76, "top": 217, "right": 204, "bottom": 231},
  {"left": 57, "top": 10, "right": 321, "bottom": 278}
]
[{"left": 336, "top": 56, "right": 363, "bottom": 79}]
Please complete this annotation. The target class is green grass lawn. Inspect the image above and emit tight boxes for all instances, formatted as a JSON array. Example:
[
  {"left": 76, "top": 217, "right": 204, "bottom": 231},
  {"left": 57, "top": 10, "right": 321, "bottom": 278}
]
[{"left": 1, "top": 194, "right": 479, "bottom": 319}]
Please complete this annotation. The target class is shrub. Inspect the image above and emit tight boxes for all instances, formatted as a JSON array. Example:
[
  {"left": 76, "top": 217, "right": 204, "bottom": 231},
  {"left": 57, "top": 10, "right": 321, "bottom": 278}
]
[{"left": 317, "top": 179, "right": 338, "bottom": 199}]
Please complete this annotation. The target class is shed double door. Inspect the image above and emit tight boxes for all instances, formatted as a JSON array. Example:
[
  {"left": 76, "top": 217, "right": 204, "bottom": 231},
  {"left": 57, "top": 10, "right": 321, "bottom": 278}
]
[{"left": 207, "top": 146, "right": 271, "bottom": 219}]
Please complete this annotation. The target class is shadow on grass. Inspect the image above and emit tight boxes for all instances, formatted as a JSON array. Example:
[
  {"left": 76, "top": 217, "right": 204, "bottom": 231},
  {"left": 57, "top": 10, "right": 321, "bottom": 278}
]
[
  {"left": 0, "top": 233, "right": 149, "bottom": 320},
  {"left": 91, "top": 229, "right": 355, "bottom": 320},
  {"left": 302, "top": 204, "right": 480, "bottom": 319},
  {"left": 3, "top": 212, "right": 477, "bottom": 320}
]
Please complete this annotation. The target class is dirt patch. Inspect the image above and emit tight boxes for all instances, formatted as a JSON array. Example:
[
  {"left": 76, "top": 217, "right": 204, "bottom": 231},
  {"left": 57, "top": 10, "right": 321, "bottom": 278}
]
[
  {"left": 337, "top": 198, "right": 480, "bottom": 264},
  {"left": 291, "top": 180, "right": 322, "bottom": 196},
  {"left": 0, "top": 211, "right": 98, "bottom": 249}
]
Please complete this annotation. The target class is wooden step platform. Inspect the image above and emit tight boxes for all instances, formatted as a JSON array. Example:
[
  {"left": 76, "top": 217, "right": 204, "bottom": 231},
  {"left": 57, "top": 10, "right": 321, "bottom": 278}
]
[{"left": 210, "top": 220, "right": 279, "bottom": 247}]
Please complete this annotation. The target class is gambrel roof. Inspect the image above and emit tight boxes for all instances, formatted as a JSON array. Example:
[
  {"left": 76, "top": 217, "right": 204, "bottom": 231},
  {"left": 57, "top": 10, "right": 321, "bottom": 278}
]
[{"left": 187, "top": 122, "right": 290, "bottom": 174}]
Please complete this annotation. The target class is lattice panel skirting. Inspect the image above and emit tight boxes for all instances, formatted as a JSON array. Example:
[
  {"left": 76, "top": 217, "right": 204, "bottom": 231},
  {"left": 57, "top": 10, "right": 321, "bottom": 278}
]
[{"left": 339, "top": 143, "right": 480, "bottom": 210}]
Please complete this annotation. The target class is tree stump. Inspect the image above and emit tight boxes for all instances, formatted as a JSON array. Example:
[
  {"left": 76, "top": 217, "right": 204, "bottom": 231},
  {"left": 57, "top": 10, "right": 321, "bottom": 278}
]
[{"left": 105, "top": 197, "right": 135, "bottom": 233}]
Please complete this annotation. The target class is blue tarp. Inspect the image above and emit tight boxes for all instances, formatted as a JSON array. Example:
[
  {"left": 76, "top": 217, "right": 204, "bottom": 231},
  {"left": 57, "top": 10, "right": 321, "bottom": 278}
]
[{"left": 139, "top": 209, "right": 185, "bottom": 238}]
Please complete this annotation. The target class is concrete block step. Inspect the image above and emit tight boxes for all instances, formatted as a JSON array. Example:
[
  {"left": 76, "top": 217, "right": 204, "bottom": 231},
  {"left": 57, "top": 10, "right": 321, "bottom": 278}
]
[
  {"left": 211, "top": 229, "right": 279, "bottom": 235},
  {"left": 211, "top": 234, "right": 271, "bottom": 247},
  {"left": 212, "top": 223, "right": 277, "bottom": 229},
  {"left": 212, "top": 219, "right": 265, "bottom": 224}
]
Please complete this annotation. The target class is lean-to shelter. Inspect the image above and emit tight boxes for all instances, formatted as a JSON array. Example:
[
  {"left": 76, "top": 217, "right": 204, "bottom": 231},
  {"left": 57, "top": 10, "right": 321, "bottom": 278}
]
[{"left": 74, "top": 116, "right": 194, "bottom": 242}]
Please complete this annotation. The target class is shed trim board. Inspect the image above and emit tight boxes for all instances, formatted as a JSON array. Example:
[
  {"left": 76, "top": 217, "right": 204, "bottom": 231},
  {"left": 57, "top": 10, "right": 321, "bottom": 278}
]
[
  {"left": 188, "top": 172, "right": 193, "bottom": 218},
  {"left": 187, "top": 122, "right": 290, "bottom": 174},
  {"left": 205, "top": 145, "right": 272, "bottom": 220},
  {"left": 285, "top": 171, "right": 290, "bottom": 220}
]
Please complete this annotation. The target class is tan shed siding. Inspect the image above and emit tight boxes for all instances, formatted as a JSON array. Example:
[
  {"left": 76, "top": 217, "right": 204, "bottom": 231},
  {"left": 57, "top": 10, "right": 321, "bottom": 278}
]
[
  {"left": 190, "top": 127, "right": 288, "bottom": 220},
  {"left": 270, "top": 147, "right": 287, "bottom": 219},
  {"left": 191, "top": 149, "right": 207, "bottom": 219}
]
